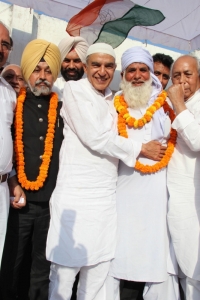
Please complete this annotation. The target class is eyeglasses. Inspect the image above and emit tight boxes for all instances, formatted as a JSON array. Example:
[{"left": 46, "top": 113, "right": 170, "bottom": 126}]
[{"left": 0, "top": 41, "right": 12, "bottom": 51}]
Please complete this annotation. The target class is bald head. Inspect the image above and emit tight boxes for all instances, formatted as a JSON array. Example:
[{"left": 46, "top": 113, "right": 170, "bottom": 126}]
[
  {"left": 0, "top": 22, "right": 11, "bottom": 68},
  {"left": 171, "top": 55, "right": 200, "bottom": 101},
  {"left": 2, "top": 64, "right": 25, "bottom": 95}
]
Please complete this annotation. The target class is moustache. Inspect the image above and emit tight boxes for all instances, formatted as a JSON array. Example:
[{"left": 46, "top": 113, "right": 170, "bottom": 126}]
[
  {"left": 64, "top": 68, "right": 78, "bottom": 74},
  {"left": 35, "top": 79, "right": 51, "bottom": 87}
]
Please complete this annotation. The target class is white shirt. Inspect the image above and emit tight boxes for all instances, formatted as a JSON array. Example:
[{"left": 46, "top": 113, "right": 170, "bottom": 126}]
[
  {"left": 167, "top": 89, "right": 200, "bottom": 281},
  {"left": 109, "top": 89, "right": 177, "bottom": 282},
  {"left": 52, "top": 76, "right": 65, "bottom": 101},
  {"left": 0, "top": 77, "right": 16, "bottom": 175},
  {"left": 46, "top": 78, "right": 141, "bottom": 267}
]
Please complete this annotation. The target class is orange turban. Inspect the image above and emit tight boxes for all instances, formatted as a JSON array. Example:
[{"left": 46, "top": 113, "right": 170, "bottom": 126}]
[{"left": 21, "top": 39, "right": 61, "bottom": 82}]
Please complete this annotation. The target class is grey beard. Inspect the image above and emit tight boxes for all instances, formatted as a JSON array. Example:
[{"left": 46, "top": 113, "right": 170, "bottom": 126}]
[
  {"left": 27, "top": 80, "right": 51, "bottom": 96},
  {"left": 120, "top": 76, "right": 153, "bottom": 108}
]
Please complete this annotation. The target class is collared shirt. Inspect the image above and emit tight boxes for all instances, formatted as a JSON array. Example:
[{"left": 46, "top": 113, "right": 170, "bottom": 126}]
[{"left": 0, "top": 76, "right": 16, "bottom": 175}]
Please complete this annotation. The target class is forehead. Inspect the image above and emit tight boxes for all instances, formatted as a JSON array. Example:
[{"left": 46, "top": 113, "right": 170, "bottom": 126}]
[
  {"left": 126, "top": 62, "right": 149, "bottom": 70},
  {"left": 4, "top": 66, "right": 22, "bottom": 76},
  {"left": 172, "top": 56, "right": 198, "bottom": 74},
  {"left": 35, "top": 61, "right": 50, "bottom": 69},
  {"left": 64, "top": 50, "right": 81, "bottom": 61},
  {"left": 0, "top": 24, "right": 10, "bottom": 41},
  {"left": 154, "top": 61, "right": 170, "bottom": 74},
  {"left": 88, "top": 53, "right": 115, "bottom": 64}
]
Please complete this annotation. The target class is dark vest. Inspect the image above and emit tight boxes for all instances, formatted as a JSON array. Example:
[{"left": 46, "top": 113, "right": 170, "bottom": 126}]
[{"left": 21, "top": 91, "right": 64, "bottom": 202}]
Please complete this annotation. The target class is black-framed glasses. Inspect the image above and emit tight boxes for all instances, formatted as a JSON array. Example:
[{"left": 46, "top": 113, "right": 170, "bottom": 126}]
[{"left": 0, "top": 41, "right": 12, "bottom": 51}]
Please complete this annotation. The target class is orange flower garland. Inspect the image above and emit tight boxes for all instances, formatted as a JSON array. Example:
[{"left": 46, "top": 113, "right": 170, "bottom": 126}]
[
  {"left": 14, "top": 87, "right": 58, "bottom": 190},
  {"left": 114, "top": 92, "right": 177, "bottom": 174},
  {"left": 114, "top": 90, "right": 167, "bottom": 136}
]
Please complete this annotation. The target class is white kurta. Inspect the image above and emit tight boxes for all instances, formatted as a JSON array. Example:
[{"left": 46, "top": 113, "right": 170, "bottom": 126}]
[
  {"left": 46, "top": 78, "right": 141, "bottom": 267},
  {"left": 110, "top": 89, "right": 176, "bottom": 282},
  {"left": 52, "top": 76, "right": 65, "bottom": 101},
  {"left": 167, "top": 89, "right": 200, "bottom": 281},
  {"left": 0, "top": 77, "right": 16, "bottom": 266}
]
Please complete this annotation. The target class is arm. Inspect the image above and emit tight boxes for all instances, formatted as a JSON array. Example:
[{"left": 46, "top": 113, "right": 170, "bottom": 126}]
[
  {"left": 167, "top": 83, "right": 187, "bottom": 115},
  {"left": 172, "top": 109, "right": 200, "bottom": 151},
  {"left": 8, "top": 175, "right": 26, "bottom": 209},
  {"left": 168, "top": 84, "right": 200, "bottom": 151},
  {"left": 62, "top": 81, "right": 164, "bottom": 166}
]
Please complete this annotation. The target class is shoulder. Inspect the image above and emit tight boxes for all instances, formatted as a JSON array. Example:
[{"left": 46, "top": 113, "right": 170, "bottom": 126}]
[{"left": 0, "top": 76, "right": 16, "bottom": 104}]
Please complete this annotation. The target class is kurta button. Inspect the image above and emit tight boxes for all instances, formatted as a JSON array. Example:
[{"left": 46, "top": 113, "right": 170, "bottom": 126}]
[
  {"left": 39, "top": 136, "right": 44, "bottom": 140},
  {"left": 39, "top": 155, "right": 43, "bottom": 159},
  {"left": 38, "top": 104, "right": 42, "bottom": 108},
  {"left": 39, "top": 118, "right": 43, "bottom": 122}
]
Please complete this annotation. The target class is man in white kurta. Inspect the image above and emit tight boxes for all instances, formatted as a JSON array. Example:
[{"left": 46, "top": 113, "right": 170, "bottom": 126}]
[
  {"left": 167, "top": 55, "right": 200, "bottom": 300},
  {"left": 108, "top": 46, "right": 180, "bottom": 300},
  {"left": 0, "top": 76, "right": 16, "bottom": 266},
  {"left": 46, "top": 43, "right": 165, "bottom": 300},
  {"left": 0, "top": 22, "right": 26, "bottom": 268}
]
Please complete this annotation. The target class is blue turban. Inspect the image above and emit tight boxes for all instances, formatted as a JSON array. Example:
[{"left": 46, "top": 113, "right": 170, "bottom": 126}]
[{"left": 121, "top": 46, "right": 162, "bottom": 89}]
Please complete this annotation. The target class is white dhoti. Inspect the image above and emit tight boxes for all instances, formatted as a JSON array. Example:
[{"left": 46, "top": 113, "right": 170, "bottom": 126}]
[
  {"left": 49, "top": 260, "right": 110, "bottom": 300},
  {"left": 105, "top": 275, "right": 180, "bottom": 300},
  {"left": 143, "top": 275, "right": 180, "bottom": 300},
  {"left": 0, "top": 181, "right": 9, "bottom": 267},
  {"left": 179, "top": 275, "right": 200, "bottom": 300}
]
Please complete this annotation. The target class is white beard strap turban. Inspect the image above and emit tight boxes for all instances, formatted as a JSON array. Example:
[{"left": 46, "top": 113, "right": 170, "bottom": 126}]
[{"left": 121, "top": 46, "right": 162, "bottom": 90}]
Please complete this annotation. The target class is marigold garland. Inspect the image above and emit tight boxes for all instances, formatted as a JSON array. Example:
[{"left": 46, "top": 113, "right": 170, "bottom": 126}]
[
  {"left": 14, "top": 87, "right": 58, "bottom": 190},
  {"left": 114, "top": 92, "right": 177, "bottom": 174}
]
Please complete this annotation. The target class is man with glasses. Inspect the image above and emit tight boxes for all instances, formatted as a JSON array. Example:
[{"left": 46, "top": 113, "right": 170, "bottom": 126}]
[
  {"left": 0, "top": 22, "right": 12, "bottom": 71},
  {"left": 0, "top": 22, "right": 25, "bottom": 268}
]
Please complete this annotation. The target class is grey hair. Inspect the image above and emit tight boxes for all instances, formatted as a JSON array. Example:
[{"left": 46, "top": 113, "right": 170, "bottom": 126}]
[
  {"left": 1, "top": 64, "right": 21, "bottom": 76},
  {"left": 171, "top": 54, "right": 200, "bottom": 77}
]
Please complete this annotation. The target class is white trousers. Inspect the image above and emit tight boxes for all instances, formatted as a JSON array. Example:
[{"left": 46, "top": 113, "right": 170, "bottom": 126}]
[
  {"left": 49, "top": 260, "right": 110, "bottom": 300},
  {"left": 143, "top": 275, "right": 180, "bottom": 300},
  {"left": 0, "top": 182, "right": 9, "bottom": 268},
  {"left": 179, "top": 276, "right": 200, "bottom": 300},
  {"left": 106, "top": 275, "right": 180, "bottom": 300}
]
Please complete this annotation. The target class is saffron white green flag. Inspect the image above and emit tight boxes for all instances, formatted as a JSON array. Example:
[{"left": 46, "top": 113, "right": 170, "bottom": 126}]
[{"left": 66, "top": 0, "right": 165, "bottom": 48}]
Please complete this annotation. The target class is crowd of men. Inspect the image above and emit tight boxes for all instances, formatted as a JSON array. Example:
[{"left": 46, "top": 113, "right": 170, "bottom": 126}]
[{"left": 0, "top": 19, "right": 199, "bottom": 300}]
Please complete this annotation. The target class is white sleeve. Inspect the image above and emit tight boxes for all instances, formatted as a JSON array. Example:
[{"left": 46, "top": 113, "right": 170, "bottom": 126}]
[
  {"left": 61, "top": 81, "right": 142, "bottom": 167},
  {"left": 172, "top": 109, "right": 200, "bottom": 151}
]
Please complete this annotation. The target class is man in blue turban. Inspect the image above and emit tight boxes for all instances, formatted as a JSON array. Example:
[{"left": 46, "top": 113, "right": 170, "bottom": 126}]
[{"left": 107, "top": 46, "right": 180, "bottom": 300}]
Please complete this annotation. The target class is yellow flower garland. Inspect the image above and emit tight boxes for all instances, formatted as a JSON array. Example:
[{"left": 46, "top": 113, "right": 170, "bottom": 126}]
[
  {"left": 114, "top": 92, "right": 177, "bottom": 174},
  {"left": 14, "top": 87, "right": 58, "bottom": 190}
]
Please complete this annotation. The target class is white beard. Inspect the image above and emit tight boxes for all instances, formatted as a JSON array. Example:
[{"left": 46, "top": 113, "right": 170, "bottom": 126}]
[{"left": 120, "top": 76, "right": 153, "bottom": 108}]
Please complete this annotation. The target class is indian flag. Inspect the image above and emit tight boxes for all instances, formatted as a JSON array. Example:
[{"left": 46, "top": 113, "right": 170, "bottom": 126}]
[{"left": 66, "top": 0, "right": 165, "bottom": 48}]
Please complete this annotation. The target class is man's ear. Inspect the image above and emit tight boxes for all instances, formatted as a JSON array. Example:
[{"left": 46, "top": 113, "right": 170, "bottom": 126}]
[{"left": 83, "top": 63, "right": 87, "bottom": 74}]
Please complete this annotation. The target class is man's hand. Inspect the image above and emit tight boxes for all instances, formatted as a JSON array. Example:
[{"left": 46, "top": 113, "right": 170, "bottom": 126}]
[
  {"left": 167, "top": 83, "right": 187, "bottom": 115},
  {"left": 141, "top": 140, "right": 167, "bottom": 161},
  {"left": 8, "top": 175, "right": 26, "bottom": 209}
]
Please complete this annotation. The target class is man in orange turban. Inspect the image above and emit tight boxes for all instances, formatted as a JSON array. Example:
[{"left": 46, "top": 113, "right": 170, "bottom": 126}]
[{"left": 0, "top": 39, "right": 64, "bottom": 300}]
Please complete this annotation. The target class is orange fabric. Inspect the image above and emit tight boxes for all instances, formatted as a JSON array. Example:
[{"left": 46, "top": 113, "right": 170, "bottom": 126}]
[{"left": 66, "top": 0, "right": 121, "bottom": 36}]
